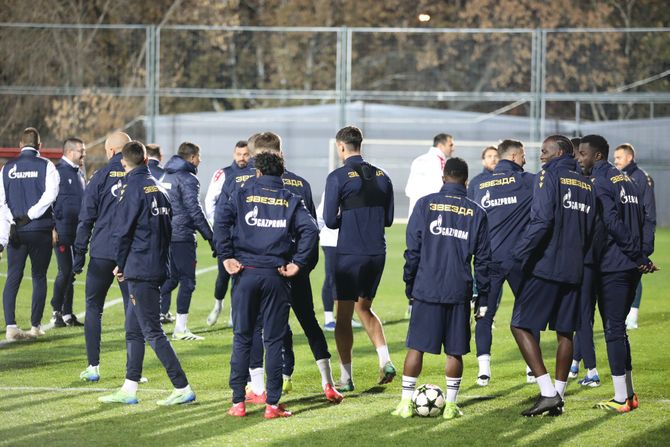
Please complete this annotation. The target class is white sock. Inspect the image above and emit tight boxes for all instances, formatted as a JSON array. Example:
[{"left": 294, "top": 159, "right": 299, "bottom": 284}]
[
  {"left": 555, "top": 379, "right": 567, "bottom": 399},
  {"left": 612, "top": 374, "right": 627, "bottom": 402},
  {"left": 176, "top": 384, "right": 192, "bottom": 393},
  {"left": 588, "top": 368, "right": 598, "bottom": 378},
  {"left": 62, "top": 314, "right": 73, "bottom": 322},
  {"left": 625, "top": 370, "right": 634, "bottom": 398},
  {"left": 340, "top": 362, "right": 352, "bottom": 383},
  {"left": 324, "top": 311, "right": 334, "bottom": 324},
  {"left": 213, "top": 300, "right": 222, "bottom": 311},
  {"left": 446, "top": 376, "right": 462, "bottom": 403},
  {"left": 536, "top": 373, "right": 557, "bottom": 397},
  {"left": 407, "top": 304, "right": 413, "bottom": 313},
  {"left": 175, "top": 313, "right": 188, "bottom": 333},
  {"left": 316, "top": 358, "right": 334, "bottom": 388},
  {"left": 121, "top": 379, "right": 138, "bottom": 394},
  {"left": 477, "top": 354, "right": 491, "bottom": 377},
  {"left": 627, "top": 307, "right": 639, "bottom": 321},
  {"left": 401, "top": 375, "right": 417, "bottom": 401},
  {"left": 250, "top": 367, "right": 265, "bottom": 395},
  {"left": 376, "top": 345, "right": 391, "bottom": 368},
  {"left": 89, "top": 364, "right": 99, "bottom": 372},
  {"left": 282, "top": 374, "right": 291, "bottom": 381},
  {"left": 526, "top": 365, "right": 533, "bottom": 376},
  {"left": 7, "top": 324, "right": 17, "bottom": 329},
  {"left": 571, "top": 360, "right": 579, "bottom": 369}
]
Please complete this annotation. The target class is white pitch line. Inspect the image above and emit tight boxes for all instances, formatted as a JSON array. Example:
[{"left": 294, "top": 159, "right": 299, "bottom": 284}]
[{"left": 0, "top": 262, "right": 220, "bottom": 348}]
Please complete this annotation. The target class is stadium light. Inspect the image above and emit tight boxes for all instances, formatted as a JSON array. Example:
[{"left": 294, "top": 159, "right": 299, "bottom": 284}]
[{"left": 418, "top": 13, "right": 431, "bottom": 22}]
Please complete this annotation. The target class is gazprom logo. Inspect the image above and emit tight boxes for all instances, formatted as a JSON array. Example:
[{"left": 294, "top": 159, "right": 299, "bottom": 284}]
[
  {"left": 620, "top": 186, "right": 638, "bottom": 205},
  {"left": 7, "top": 164, "right": 38, "bottom": 179},
  {"left": 480, "top": 189, "right": 517, "bottom": 208},
  {"left": 150, "top": 197, "right": 170, "bottom": 216},
  {"left": 244, "top": 205, "right": 286, "bottom": 228},
  {"left": 562, "top": 188, "right": 591, "bottom": 214},
  {"left": 429, "top": 214, "right": 469, "bottom": 240},
  {"left": 111, "top": 179, "right": 122, "bottom": 197}
]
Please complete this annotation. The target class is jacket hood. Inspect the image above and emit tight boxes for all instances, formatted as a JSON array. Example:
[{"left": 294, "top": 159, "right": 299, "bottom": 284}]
[{"left": 165, "top": 155, "right": 197, "bottom": 175}]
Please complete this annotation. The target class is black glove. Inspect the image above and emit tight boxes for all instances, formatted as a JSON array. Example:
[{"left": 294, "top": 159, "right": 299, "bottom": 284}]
[
  {"left": 208, "top": 239, "right": 217, "bottom": 258},
  {"left": 405, "top": 282, "right": 413, "bottom": 300},
  {"left": 8, "top": 224, "right": 19, "bottom": 247},
  {"left": 73, "top": 250, "right": 86, "bottom": 274},
  {"left": 14, "top": 215, "right": 31, "bottom": 227}
]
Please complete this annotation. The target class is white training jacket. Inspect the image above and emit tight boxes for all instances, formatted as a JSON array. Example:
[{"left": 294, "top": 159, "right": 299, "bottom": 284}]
[
  {"left": 316, "top": 192, "right": 338, "bottom": 247},
  {"left": 204, "top": 168, "right": 226, "bottom": 225},
  {"left": 404, "top": 146, "right": 446, "bottom": 217}
]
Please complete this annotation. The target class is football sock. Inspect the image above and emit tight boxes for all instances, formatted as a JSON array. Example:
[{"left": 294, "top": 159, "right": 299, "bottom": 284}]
[
  {"left": 316, "top": 358, "right": 334, "bottom": 388},
  {"left": 571, "top": 360, "right": 579, "bottom": 370},
  {"left": 376, "top": 345, "right": 391, "bottom": 368},
  {"left": 324, "top": 311, "right": 334, "bottom": 325},
  {"left": 625, "top": 370, "right": 635, "bottom": 397},
  {"left": 536, "top": 373, "right": 557, "bottom": 397},
  {"left": 588, "top": 368, "right": 598, "bottom": 378},
  {"left": 175, "top": 313, "right": 188, "bottom": 333},
  {"left": 477, "top": 354, "right": 491, "bottom": 377},
  {"left": 63, "top": 314, "right": 73, "bottom": 323},
  {"left": 282, "top": 374, "right": 291, "bottom": 381},
  {"left": 526, "top": 365, "right": 533, "bottom": 376},
  {"left": 401, "top": 375, "right": 417, "bottom": 400},
  {"left": 121, "top": 379, "right": 138, "bottom": 394},
  {"left": 612, "top": 374, "right": 627, "bottom": 402},
  {"left": 445, "top": 376, "right": 462, "bottom": 403},
  {"left": 340, "top": 362, "right": 352, "bottom": 383},
  {"left": 249, "top": 368, "right": 265, "bottom": 395},
  {"left": 213, "top": 300, "right": 222, "bottom": 311},
  {"left": 627, "top": 307, "right": 639, "bottom": 321},
  {"left": 6, "top": 324, "right": 17, "bottom": 329},
  {"left": 176, "top": 384, "right": 192, "bottom": 393},
  {"left": 555, "top": 379, "right": 567, "bottom": 399}
]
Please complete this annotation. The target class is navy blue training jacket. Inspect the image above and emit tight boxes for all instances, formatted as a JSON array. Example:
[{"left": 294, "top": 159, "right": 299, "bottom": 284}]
[
  {"left": 160, "top": 155, "right": 213, "bottom": 243},
  {"left": 466, "top": 168, "right": 492, "bottom": 199},
  {"left": 513, "top": 155, "right": 596, "bottom": 284},
  {"left": 213, "top": 175, "right": 318, "bottom": 269},
  {"left": 221, "top": 164, "right": 256, "bottom": 203},
  {"left": 54, "top": 159, "right": 85, "bottom": 245},
  {"left": 469, "top": 159, "right": 535, "bottom": 262},
  {"left": 114, "top": 165, "right": 172, "bottom": 283},
  {"left": 323, "top": 155, "right": 394, "bottom": 255},
  {"left": 622, "top": 162, "right": 655, "bottom": 256},
  {"left": 591, "top": 160, "right": 646, "bottom": 273},
  {"left": 147, "top": 159, "right": 165, "bottom": 180},
  {"left": 404, "top": 183, "right": 491, "bottom": 305},
  {"left": 75, "top": 152, "right": 126, "bottom": 260}
]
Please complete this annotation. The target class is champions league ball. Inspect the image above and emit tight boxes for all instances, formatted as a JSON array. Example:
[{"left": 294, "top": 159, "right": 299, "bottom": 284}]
[{"left": 412, "top": 384, "right": 446, "bottom": 417}]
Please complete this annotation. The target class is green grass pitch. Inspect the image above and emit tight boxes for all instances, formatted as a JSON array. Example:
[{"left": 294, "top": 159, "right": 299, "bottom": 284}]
[{"left": 1, "top": 226, "right": 669, "bottom": 446}]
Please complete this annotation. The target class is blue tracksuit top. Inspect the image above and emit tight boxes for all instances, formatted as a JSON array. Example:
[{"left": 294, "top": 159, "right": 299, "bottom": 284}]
[
  {"left": 404, "top": 183, "right": 491, "bottom": 305},
  {"left": 221, "top": 163, "right": 256, "bottom": 203},
  {"left": 114, "top": 165, "right": 172, "bottom": 283},
  {"left": 74, "top": 152, "right": 126, "bottom": 260},
  {"left": 467, "top": 168, "right": 492, "bottom": 199},
  {"left": 213, "top": 175, "right": 318, "bottom": 269},
  {"left": 622, "top": 161, "right": 655, "bottom": 256},
  {"left": 469, "top": 159, "right": 535, "bottom": 262},
  {"left": 54, "top": 159, "right": 85, "bottom": 245},
  {"left": 160, "top": 155, "right": 213, "bottom": 242},
  {"left": 591, "top": 160, "right": 646, "bottom": 272},
  {"left": 323, "top": 155, "right": 394, "bottom": 255},
  {"left": 513, "top": 155, "right": 596, "bottom": 284},
  {"left": 147, "top": 159, "right": 165, "bottom": 180}
]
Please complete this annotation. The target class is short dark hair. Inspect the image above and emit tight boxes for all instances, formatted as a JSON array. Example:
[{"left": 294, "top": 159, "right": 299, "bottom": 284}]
[
  {"left": 63, "top": 137, "right": 84, "bottom": 153},
  {"left": 254, "top": 151, "right": 284, "bottom": 177},
  {"left": 615, "top": 143, "right": 635, "bottom": 157},
  {"left": 146, "top": 144, "right": 161, "bottom": 158},
  {"left": 581, "top": 134, "right": 610, "bottom": 158},
  {"left": 570, "top": 137, "right": 581, "bottom": 151},
  {"left": 545, "top": 134, "right": 574, "bottom": 156},
  {"left": 497, "top": 139, "right": 523, "bottom": 156},
  {"left": 336, "top": 126, "right": 363, "bottom": 151},
  {"left": 481, "top": 146, "right": 498, "bottom": 159},
  {"left": 177, "top": 141, "right": 200, "bottom": 158},
  {"left": 443, "top": 157, "right": 468, "bottom": 182},
  {"left": 433, "top": 133, "right": 453, "bottom": 147},
  {"left": 235, "top": 140, "right": 248, "bottom": 149},
  {"left": 20, "top": 127, "right": 40, "bottom": 148},
  {"left": 253, "top": 132, "right": 282, "bottom": 153},
  {"left": 122, "top": 141, "right": 146, "bottom": 168}
]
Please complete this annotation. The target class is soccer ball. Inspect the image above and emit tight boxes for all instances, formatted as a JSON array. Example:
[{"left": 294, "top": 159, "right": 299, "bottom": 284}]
[{"left": 412, "top": 384, "right": 445, "bottom": 417}]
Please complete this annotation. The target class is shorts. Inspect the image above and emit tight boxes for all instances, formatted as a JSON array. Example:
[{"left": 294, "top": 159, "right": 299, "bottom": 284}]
[
  {"left": 406, "top": 300, "right": 471, "bottom": 355},
  {"left": 334, "top": 253, "right": 385, "bottom": 301},
  {"left": 512, "top": 275, "right": 580, "bottom": 332}
]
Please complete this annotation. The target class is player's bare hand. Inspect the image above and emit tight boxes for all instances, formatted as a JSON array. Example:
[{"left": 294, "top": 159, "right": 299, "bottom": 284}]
[
  {"left": 113, "top": 266, "right": 125, "bottom": 282},
  {"left": 224, "top": 258, "right": 243, "bottom": 275},
  {"left": 52, "top": 229, "right": 59, "bottom": 246},
  {"left": 278, "top": 263, "right": 300, "bottom": 277}
]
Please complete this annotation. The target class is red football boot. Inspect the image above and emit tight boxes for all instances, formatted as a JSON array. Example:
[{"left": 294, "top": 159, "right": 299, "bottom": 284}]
[
  {"left": 324, "top": 383, "right": 344, "bottom": 404},
  {"left": 628, "top": 393, "right": 639, "bottom": 410},
  {"left": 245, "top": 390, "right": 267, "bottom": 404},
  {"left": 264, "top": 403, "right": 293, "bottom": 419},
  {"left": 228, "top": 402, "right": 246, "bottom": 417}
]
